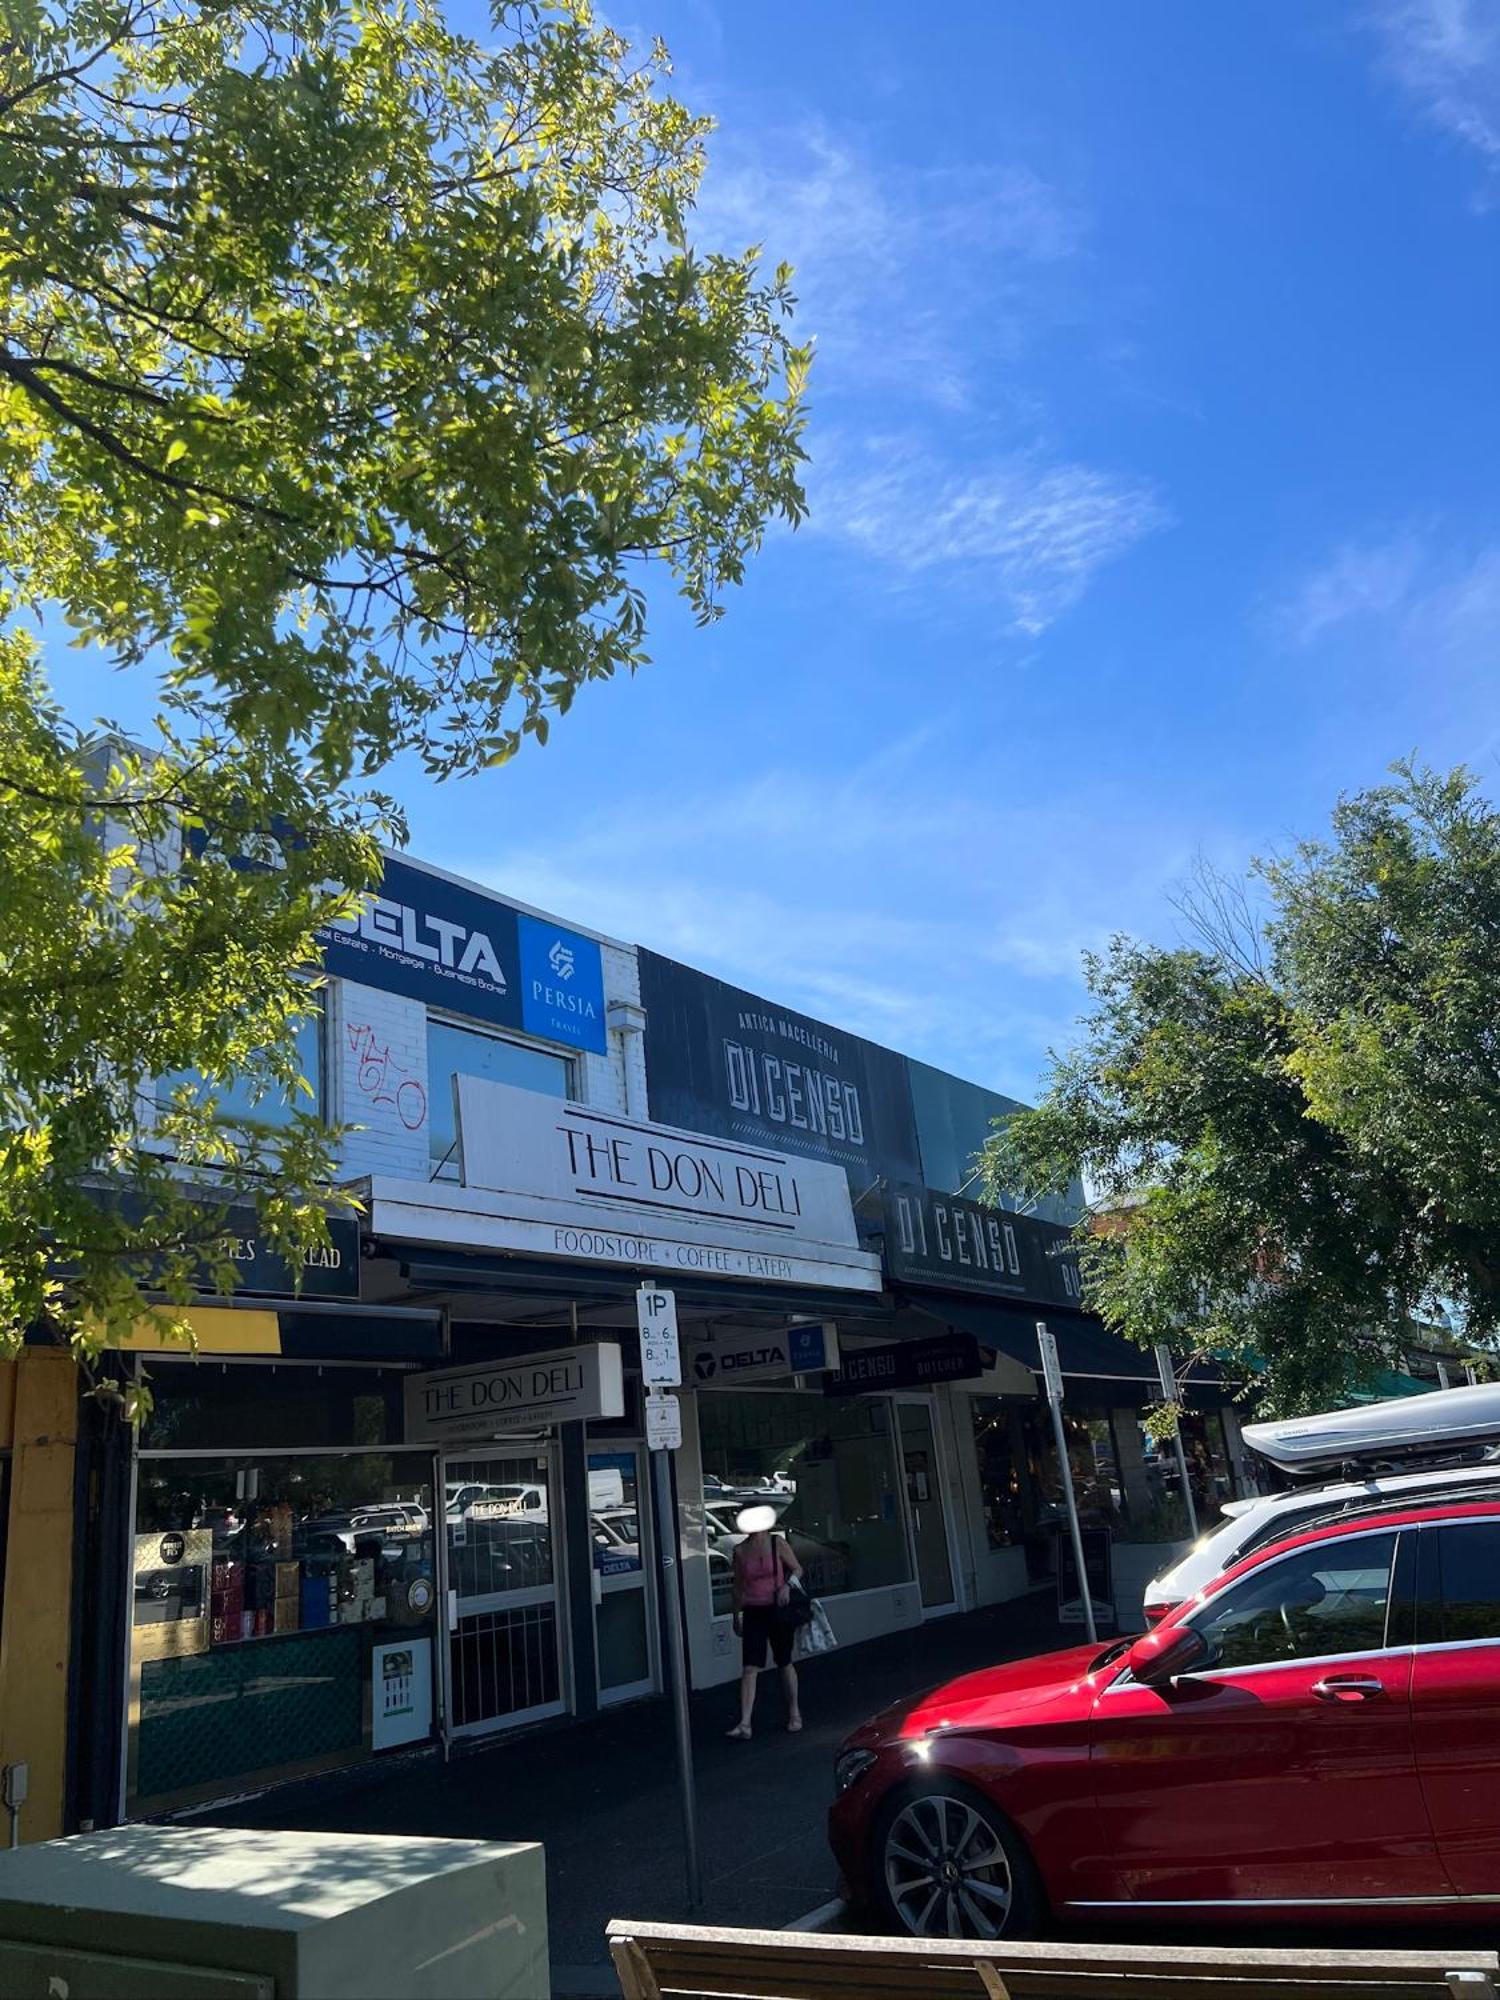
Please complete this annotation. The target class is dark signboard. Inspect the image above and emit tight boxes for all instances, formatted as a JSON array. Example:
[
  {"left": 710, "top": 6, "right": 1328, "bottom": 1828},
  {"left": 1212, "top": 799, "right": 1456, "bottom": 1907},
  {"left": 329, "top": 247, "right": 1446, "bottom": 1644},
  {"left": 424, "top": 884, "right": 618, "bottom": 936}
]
[
  {"left": 77, "top": 1188, "right": 361, "bottom": 1300},
  {"left": 637, "top": 950, "right": 922, "bottom": 1188},
  {"left": 219, "top": 1208, "right": 361, "bottom": 1300},
  {"left": 882, "top": 1183, "right": 1083, "bottom": 1309},
  {"left": 907, "top": 1058, "right": 1084, "bottom": 1229},
  {"left": 824, "top": 1331, "right": 984, "bottom": 1396},
  {"left": 318, "top": 856, "right": 607, "bottom": 1055}
]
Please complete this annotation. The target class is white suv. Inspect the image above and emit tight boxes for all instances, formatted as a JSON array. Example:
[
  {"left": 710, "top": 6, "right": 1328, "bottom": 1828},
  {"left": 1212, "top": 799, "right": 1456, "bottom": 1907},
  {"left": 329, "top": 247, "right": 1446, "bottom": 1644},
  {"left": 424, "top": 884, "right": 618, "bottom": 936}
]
[{"left": 1143, "top": 1463, "right": 1500, "bottom": 1621}]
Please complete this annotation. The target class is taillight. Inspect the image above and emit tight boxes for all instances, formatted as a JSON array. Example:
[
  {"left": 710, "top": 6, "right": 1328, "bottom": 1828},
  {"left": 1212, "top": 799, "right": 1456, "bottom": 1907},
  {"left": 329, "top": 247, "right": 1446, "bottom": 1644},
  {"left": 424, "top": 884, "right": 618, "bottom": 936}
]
[{"left": 1143, "top": 1602, "right": 1174, "bottom": 1625}]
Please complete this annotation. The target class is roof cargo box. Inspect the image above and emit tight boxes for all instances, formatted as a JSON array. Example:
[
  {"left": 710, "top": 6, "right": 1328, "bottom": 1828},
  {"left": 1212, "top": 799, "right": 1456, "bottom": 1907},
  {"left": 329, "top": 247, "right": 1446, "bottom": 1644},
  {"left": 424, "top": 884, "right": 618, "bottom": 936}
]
[{"left": 1243, "top": 1381, "right": 1500, "bottom": 1477}]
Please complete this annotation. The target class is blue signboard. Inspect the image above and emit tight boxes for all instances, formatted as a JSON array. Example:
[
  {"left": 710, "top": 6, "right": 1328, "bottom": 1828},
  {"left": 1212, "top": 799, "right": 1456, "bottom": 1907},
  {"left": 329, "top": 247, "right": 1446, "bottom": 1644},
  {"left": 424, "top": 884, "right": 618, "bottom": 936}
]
[
  {"left": 517, "top": 912, "right": 607, "bottom": 1054},
  {"left": 319, "top": 857, "right": 606, "bottom": 1055}
]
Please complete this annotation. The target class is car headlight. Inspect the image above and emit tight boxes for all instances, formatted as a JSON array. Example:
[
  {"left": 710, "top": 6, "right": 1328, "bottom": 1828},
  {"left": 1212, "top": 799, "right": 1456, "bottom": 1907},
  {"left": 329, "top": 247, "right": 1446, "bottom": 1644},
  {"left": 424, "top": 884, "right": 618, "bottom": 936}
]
[{"left": 834, "top": 1747, "right": 876, "bottom": 1796}]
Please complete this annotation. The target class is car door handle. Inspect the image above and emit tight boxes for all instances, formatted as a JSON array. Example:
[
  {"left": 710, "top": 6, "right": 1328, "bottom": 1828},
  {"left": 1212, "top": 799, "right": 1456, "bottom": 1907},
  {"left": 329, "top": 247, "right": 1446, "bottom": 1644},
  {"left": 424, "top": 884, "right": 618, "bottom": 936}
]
[{"left": 1311, "top": 1675, "right": 1386, "bottom": 1702}]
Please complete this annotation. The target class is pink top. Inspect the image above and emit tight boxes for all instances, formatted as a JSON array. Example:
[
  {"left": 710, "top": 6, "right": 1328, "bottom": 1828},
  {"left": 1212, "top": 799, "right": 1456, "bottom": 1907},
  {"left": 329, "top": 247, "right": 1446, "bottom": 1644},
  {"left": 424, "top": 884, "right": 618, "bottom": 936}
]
[{"left": 737, "top": 1534, "right": 782, "bottom": 1607}]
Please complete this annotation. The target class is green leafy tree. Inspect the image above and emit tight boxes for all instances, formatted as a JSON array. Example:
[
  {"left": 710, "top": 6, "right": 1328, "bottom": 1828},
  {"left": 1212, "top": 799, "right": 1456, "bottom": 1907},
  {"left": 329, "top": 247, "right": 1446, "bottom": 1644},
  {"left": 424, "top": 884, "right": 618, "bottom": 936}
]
[
  {"left": 982, "top": 765, "right": 1500, "bottom": 1415},
  {"left": 0, "top": 0, "right": 807, "bottom": 1371}
]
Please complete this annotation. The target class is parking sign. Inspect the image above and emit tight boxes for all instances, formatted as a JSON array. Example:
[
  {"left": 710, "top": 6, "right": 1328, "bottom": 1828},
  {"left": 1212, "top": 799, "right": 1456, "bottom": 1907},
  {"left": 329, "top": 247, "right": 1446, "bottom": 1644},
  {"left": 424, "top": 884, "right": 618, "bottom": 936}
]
[{"left": 637, "top": 1286, "right": 681, "bottom": 1387}]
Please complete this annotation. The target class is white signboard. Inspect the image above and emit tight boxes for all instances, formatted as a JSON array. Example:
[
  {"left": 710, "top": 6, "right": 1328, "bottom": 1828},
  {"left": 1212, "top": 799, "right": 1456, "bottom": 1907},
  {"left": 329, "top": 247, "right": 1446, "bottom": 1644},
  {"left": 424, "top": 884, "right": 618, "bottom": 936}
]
[
  {"left": 372, "top": 1636, "right": 433, "bottom": 1751},
  {"left": 645, "top": 1391, "right": 682, "bottom": 1452},
  {"left": 1154, "top": 1343, "right": 1177, "bottom": 1404},
  {"left": 456, "top": 1077, "right": 859, "bottom": 1247},
  {"left": 404, "top": 1341, "right": 624, "bottom": 1446},
  {"left": 637, "top": 1286, "right": 681, "bottom": 1387},
  {"left": 686, "top": 1321, "right": 840, "bottom": 1387},
  {"left": 1036, "top": 1321, "right": 1064, "bottom": 1405}
]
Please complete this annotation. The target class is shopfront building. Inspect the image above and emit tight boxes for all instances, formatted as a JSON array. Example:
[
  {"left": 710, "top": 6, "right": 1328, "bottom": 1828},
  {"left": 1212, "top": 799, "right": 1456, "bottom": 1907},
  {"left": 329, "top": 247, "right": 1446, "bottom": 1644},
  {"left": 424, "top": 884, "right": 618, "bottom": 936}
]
[{"left": 67, "top": 850, "right": 1247, "bottom": 1831}]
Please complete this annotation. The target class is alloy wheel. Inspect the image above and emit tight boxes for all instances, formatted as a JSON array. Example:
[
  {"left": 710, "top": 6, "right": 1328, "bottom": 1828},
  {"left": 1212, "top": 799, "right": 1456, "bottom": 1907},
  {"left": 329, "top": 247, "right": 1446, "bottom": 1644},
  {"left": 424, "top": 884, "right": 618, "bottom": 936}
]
[{"left": 882, "top": 1791, "right": 1014, "bottom": 1939}]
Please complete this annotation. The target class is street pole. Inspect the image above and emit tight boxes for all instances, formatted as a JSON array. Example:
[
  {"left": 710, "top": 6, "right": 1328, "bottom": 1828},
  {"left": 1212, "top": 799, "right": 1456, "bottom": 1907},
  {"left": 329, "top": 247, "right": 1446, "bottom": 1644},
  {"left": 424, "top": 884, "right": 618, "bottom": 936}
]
[
  {"left": 651, "top": 1445, "right": 703, "bottom": 1909},
  {"left": 1037, "top": 1321, "right": 1097, "bottom": 1645},
  {"left": 1154, "top": 1343, "right": 1199, "bottom": 1541}
]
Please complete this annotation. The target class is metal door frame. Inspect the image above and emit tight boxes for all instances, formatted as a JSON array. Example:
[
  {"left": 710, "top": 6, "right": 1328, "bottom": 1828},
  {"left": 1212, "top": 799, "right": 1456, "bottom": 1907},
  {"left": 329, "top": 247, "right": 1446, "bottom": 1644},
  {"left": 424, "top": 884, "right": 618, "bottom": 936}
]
[
  {"left": 438, "top": 1440, "right": 570, "bottom": 1741},
  {"left": 588, "top": 1441, "right": 660, "bottom": 1707},
  {"left": 893, "top": 1394, "right": 961, "bottom": 1619}
]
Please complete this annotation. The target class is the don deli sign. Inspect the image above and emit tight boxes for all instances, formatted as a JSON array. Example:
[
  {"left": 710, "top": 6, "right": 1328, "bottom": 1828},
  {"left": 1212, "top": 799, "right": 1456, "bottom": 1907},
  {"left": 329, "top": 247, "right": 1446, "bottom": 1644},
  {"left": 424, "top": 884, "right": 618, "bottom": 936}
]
[
  {"left": 405, "top": 1342, "right": 624, "bottom": 1445},
  {"left": 434, "top": 1076, "right": 879, "bottom": 1292},
  {"left": 459, "top": 1077, "right": 859, "bottom": 1243}
]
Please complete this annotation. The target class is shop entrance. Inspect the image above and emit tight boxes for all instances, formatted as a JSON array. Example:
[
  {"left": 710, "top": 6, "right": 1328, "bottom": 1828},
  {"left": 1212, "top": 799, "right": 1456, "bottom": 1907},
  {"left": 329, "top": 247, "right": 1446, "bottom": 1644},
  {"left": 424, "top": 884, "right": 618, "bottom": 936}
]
[
  {"left": 587, "top": 1447, "right": 658, "bottom": 1705},
  {"left": 442, "top": 1446, "right": 566, "bottom": 1736},
  {"left": 896, "top": 1400, "right": 958, "bottom": 1615}
]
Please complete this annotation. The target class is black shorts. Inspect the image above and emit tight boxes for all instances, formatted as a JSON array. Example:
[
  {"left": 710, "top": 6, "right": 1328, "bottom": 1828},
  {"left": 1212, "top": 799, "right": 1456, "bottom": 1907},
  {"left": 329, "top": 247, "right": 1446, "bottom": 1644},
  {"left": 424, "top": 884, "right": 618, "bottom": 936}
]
[{"left": 741, "top": 1604, "right": 794, "bottom": 1671}]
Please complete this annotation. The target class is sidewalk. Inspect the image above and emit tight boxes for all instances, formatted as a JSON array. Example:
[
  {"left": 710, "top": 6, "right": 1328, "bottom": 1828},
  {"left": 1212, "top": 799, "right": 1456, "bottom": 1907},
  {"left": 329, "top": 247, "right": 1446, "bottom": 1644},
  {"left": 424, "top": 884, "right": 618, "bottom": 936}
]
[{"left": 189, "top": 1592, "right": 1073, "bottom": 1995}]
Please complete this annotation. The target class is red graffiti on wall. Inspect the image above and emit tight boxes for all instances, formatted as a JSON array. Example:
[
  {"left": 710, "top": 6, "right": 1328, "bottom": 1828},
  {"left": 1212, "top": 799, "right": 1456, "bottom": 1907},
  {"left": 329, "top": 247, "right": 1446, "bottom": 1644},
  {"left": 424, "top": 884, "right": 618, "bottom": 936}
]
[{"left": 346, "top": 1023, "right": 427, "bottom": 1131}]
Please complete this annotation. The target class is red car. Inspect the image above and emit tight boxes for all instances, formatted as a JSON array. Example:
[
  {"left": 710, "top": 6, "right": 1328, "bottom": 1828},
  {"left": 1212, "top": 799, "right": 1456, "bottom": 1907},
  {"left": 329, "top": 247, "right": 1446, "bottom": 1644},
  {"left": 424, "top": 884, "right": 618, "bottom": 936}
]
[{"left": 830, "top": 1496, "right": 1500, "bottom": 1938}]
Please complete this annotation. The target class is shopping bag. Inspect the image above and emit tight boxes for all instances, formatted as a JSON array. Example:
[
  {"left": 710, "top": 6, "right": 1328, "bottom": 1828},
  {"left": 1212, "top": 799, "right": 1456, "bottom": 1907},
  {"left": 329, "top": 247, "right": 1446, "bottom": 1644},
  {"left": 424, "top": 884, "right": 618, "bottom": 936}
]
[{"left": 796, "top": 1598, "right": 838, "bottom": 1659}]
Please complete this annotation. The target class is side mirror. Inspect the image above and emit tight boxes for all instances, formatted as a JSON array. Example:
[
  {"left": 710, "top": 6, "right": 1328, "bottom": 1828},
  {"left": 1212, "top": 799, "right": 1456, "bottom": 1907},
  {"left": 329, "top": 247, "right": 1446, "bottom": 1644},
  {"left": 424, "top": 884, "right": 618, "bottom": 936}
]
[{"left": 1127, "top": 1622, "right": 1209, "bottom": 1687}]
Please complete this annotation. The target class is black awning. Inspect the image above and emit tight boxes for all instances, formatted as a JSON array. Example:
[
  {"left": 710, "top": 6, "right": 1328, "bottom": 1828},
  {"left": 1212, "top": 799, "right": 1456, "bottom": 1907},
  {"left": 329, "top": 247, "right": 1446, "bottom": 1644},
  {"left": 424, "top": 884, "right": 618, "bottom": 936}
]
[{"left": 903, "top": 1292, "right": 1229, "bottom": 1404}]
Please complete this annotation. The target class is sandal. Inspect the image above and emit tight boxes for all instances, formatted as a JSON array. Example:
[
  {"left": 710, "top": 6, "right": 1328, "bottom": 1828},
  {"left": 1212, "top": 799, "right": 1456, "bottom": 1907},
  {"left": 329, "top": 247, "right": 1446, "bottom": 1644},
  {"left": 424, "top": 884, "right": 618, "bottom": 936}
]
[{"left": 726, "top": 1723, "right": 752, "bottom": 1740}]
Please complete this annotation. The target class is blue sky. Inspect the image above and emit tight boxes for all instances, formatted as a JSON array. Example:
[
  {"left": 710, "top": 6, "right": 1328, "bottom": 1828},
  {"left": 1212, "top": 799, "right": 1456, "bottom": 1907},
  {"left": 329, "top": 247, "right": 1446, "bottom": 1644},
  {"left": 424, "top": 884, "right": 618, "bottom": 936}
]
[{"left": 46, "top": 0, "right": 1500, "bottom": 1102}]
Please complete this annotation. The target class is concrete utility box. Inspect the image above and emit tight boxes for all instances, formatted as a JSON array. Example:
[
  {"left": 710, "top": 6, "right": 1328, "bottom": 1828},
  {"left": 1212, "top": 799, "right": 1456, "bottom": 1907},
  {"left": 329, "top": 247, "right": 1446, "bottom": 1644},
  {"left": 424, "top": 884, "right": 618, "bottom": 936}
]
[{"left": 0, "top": 1826, "right": 548, "bottom": 1999}]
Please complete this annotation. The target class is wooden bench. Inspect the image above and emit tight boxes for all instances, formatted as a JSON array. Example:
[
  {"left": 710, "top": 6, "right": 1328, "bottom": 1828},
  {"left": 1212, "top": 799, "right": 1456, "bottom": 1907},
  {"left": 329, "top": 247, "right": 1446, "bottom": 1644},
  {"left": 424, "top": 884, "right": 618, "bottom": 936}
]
[{"left": 606, "top": 1920, "right": 1500, "bottom": 2000}]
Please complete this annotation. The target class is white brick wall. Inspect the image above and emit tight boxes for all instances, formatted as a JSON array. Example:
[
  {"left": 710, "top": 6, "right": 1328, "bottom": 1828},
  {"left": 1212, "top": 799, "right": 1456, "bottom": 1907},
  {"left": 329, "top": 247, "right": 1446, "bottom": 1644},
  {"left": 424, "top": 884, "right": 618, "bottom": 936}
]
[
  {"left": 329, "top": 978, "right": 431, "bottom": 1182},
  {"left": 585, "top": 942, "right": 645, "bottom": 1117},
  {"left": 328, "top": 935, "right": 642, "bottom": 1183}
]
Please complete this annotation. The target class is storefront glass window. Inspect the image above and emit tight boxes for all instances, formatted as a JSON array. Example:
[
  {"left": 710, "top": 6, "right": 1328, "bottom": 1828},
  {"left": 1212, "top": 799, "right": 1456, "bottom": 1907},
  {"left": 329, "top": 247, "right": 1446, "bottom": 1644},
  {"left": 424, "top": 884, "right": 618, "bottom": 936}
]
[
  {"left": 130, "top": 1451, "right": 437, "bottom": 1812},
  {"left": 157, "top": 1011, "right": 323, "bottom": 1129},
  {"left": 427, "top": 1019, "right": 570, "bottom": 1173},
  {"left": 1138, "top": 1407, "right": 1236, "bottom": 1533},
  {"left": 969, "top": 1396, "right": 1127, "bottom": 1564},
  {"left": 697, "top": 1390, "right": 911, "bottom": 1615}
]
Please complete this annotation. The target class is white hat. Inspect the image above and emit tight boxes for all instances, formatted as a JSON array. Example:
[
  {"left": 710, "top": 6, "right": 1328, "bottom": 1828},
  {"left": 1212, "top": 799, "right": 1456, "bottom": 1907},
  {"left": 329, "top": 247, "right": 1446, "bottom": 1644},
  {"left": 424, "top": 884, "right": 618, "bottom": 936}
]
[{"left": 735, "top": 1503, "right": 778, "bottom": 1534}]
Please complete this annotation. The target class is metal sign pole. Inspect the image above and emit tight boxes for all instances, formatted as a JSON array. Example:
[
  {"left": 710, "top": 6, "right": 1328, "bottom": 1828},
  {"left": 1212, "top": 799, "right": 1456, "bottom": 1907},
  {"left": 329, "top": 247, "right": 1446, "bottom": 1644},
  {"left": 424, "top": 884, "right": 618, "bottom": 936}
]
[
  {"left": 1154, "top": 1343, "right": 1199, "bottom": 1541},
  {"left": 638, "top": 1284, "right": 701, "bottom": 1909},
  {"left": 1037, "top": 1321, "right": 1097, "bottom": 1645},
  {"left": 651, "top": 1439, "right": 703, "bottom": 1910}
]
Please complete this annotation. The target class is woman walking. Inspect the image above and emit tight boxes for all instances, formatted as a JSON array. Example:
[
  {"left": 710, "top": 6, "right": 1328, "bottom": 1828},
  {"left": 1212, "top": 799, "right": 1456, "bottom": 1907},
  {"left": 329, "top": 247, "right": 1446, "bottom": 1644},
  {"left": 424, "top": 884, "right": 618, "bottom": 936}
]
[{"left": 727, "top": 1503, "right": 803, "bottom": 1739}]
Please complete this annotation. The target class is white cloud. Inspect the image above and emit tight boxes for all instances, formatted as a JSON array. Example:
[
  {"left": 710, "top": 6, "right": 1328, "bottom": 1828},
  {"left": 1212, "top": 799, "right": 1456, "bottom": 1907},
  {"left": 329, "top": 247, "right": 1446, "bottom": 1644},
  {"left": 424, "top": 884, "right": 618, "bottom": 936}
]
[
  {"left": 809, "top": 441, "right": 1169, "bottom": 633},
  {"left": 1367, "top": 0, "right": 1500, "bottom": 175},
  {"left": 1277, "top": 534, "right": 1428, "bottom": 645},
  {"left": 1279, "top": 529, "right": 1500, "bottom": 660},
  {"left": 442, "top": 739, "right": 1220, "bottom": 1097},
  {"left": 694, "top": 123, "right": 1086, "bottom": 410}
]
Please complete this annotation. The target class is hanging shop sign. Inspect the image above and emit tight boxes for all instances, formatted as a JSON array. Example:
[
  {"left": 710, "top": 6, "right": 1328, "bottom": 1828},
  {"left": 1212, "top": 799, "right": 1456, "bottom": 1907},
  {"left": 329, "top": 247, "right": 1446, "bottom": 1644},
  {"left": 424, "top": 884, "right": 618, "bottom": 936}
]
[
  {"left": 824, "top": 1331, "right": 984, "bottom": 1396},
  {"left": 637, "top": 950, "right": 923, "bottom": 1187},
  {"left": 319, "top": 856, "right": 607, "bottom": 1055},
  {"left": 882, "top": 1183, "right": 1083, "bottom": 1309},
  {"left": 687, "top": 1322, "right": 840, "bottom": 1386},
  {"left": 404, "top": 1341, "right": 624, "bottom": 1445}
]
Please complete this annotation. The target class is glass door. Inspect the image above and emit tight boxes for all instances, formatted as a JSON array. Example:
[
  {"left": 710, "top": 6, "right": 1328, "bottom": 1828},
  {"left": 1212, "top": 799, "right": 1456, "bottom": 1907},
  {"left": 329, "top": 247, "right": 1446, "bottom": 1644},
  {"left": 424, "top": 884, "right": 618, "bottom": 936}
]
[
  {"left": 588, "top": 1448, "right": 658, "bottom": 1705},
  {"left": 443, "top": 1447, "right": 566, "bottom": 1736},
  {"left": 896, "top": 1400, "right": 959, "bottom": 1616}
]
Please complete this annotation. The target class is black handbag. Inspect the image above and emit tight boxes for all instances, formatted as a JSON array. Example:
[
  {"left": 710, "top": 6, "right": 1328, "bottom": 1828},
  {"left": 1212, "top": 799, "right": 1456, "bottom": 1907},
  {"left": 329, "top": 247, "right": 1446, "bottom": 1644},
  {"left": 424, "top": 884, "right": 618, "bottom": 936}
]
[{"left": 780, "top": 1570, "right": 814, "bottom": 1630}]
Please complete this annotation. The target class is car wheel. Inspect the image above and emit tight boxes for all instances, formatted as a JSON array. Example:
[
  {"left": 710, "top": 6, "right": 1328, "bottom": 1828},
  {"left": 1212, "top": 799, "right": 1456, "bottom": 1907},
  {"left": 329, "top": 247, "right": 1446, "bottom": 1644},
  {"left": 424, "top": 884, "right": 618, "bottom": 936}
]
[{"left": 871, "top": 1783, "right": 1041, "bottom": 1941}]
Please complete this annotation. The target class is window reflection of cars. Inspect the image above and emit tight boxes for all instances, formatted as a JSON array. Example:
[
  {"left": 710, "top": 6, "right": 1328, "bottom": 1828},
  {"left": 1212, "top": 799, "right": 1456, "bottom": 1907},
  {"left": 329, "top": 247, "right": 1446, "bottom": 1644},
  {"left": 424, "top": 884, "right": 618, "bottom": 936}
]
[
  {"left": 591, "top": 1508, "right": 641, "bottom": 1569},
  {"left": 301, "top": 1506, "right": 425, "bottom": 1560}
]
